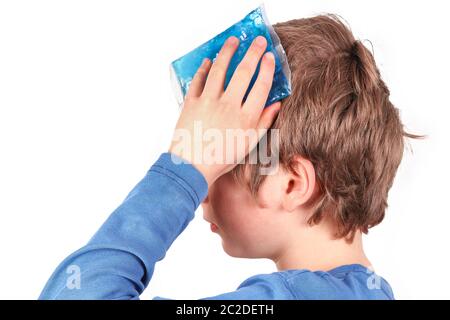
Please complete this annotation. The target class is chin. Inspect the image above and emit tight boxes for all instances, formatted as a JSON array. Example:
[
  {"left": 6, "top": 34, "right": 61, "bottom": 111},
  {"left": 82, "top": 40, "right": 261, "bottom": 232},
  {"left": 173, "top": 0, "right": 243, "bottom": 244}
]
[
  {"left": 221, "top": 240, "right": 264, "bottom": 259},
  {"left": 221, "top": 240, "right": 247, "bottom": 258}
]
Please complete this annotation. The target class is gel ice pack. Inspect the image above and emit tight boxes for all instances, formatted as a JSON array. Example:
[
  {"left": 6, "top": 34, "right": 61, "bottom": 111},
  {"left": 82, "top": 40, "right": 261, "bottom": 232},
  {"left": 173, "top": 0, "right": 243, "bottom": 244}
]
[{"left": 170, "top": 4, "right": 291, "bottom": 108}]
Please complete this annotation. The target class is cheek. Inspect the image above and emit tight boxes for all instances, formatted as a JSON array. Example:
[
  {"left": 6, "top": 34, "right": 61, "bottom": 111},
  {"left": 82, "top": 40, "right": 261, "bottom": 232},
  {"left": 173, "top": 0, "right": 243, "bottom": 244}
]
[
  {"left": 210, "top": 183, "right": 249, "bottom": 230},
  {"left": 208, "top": 176, "right": 251, "bottom": 229},
  {"left": 221, "top": 208, "right": 274, "bottom": 258},
  {"left": 208, "top": 175, "right": 272, "bottom": 257}
]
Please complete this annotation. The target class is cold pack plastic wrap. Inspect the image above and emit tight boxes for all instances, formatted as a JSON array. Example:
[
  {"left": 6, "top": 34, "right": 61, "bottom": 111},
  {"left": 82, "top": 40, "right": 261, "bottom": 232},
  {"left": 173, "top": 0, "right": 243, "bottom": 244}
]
[{"left": 170, "top": 4, "right": 291, "bottom": 108}]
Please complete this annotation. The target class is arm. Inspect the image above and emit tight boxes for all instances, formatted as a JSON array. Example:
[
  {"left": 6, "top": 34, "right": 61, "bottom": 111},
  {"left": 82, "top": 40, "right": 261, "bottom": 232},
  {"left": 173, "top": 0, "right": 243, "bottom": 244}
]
[{"left": 39, "top": 152, "right": 208, "bottom": 299}]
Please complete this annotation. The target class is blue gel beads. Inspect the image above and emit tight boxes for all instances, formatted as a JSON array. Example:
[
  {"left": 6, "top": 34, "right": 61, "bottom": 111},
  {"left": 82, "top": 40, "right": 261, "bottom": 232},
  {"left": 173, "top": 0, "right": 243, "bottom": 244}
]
[{"left": 170, "top": 4, "right": 292, "bottom": 108}]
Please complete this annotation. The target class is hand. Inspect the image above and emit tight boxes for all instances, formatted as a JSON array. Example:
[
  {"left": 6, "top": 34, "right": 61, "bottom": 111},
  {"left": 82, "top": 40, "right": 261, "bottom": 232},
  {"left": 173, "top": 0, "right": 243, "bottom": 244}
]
[{"left": 169, "top": 35, "right": 281, "bottom": 186}]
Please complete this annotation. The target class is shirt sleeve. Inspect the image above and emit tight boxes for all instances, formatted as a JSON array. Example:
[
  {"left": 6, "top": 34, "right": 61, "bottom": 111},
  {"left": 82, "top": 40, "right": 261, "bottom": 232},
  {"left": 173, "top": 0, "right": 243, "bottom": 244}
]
[{"left": 39, "top": 152, "right": 208, "bottom": 299}]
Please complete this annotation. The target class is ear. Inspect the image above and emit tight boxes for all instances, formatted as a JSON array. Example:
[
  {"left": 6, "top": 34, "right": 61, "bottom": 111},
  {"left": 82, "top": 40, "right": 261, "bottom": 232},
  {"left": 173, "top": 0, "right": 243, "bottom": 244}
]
[{"left": 281, "top": 156, "right": 317, "bottom": 212}]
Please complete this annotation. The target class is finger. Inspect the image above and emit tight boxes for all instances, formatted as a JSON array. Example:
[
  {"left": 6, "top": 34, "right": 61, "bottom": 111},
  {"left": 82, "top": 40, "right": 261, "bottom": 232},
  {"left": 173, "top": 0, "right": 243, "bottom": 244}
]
[
  {"left": 202, "top": 36, "right": 239, "bottom": 98},
  {"left": 246, "top": 101, "right": 281, "bottom": 154},
  {"left": 256, "top": 101, "right": 281, "bottom": 132},
  {"left": 185, "top": 58, "right": 212, "bottom": 100},
  {"left": 242, "top": 51, "right": 276, "bottom": 116},
  {"left": 223, "top": 36, "right": 268, "bottom": 104}
]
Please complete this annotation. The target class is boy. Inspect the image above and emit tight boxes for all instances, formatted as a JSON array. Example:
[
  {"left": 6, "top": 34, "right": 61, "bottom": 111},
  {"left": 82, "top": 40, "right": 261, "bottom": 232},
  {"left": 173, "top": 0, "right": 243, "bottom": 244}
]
[{"left": 40, "top": 14, "right": 415, "bottom": 299}]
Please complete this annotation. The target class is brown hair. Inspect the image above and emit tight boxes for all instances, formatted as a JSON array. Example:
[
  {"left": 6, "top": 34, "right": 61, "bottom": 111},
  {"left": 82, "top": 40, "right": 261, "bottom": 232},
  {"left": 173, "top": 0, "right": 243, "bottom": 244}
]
[{"left": 231, "top": 14, "right": 422, "bottom": 240}]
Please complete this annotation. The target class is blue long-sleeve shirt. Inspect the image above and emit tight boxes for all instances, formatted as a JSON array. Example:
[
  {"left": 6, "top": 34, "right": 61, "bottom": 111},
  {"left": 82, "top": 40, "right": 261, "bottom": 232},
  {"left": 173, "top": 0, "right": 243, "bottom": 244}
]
[{"left": 39, "top": 152, "right": 394, "bottom": 300}]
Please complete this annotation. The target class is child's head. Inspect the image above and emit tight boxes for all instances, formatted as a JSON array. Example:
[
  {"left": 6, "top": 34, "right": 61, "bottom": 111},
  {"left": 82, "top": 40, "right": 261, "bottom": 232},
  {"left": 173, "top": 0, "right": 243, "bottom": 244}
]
[{"left": 202, "top": 14, "right": 417, "bottom": 260}]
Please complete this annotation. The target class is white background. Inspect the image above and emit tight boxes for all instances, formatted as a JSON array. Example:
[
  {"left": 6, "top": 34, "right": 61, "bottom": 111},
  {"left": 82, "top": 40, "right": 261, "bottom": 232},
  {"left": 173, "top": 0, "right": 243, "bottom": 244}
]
[{"left": 0, "top": 0, "right": 449, "bottom": 299}]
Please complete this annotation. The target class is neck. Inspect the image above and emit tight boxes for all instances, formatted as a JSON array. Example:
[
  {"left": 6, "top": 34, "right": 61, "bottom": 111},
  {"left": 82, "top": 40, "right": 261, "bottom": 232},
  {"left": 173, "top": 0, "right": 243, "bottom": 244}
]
[{"left": 272, "top": 223, "right": 372, "bottom": 272}]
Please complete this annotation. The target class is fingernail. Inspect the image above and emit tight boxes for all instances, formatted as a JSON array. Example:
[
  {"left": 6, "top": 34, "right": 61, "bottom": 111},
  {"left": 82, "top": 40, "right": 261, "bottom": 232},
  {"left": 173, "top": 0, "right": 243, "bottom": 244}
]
[
  {"left": 265, "top": 52, "right": 274, "bottom": 61},
  {"left": 227, "top": 36, "right": 239, "bottom": 46},
  {"left": 202, "top": 58, "right": 210, "bottom": 67},
  {"left": 255, "top": 36, "right": 267, "bottom": 47},
  {"left": 274, "top": 102, "right": 281, "bottom": 113}
]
